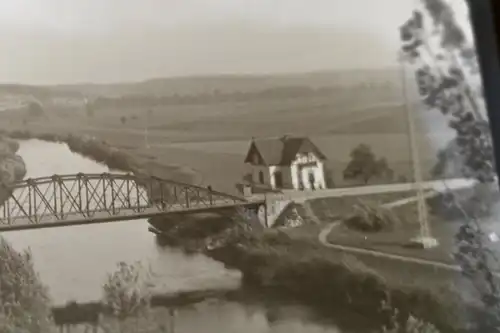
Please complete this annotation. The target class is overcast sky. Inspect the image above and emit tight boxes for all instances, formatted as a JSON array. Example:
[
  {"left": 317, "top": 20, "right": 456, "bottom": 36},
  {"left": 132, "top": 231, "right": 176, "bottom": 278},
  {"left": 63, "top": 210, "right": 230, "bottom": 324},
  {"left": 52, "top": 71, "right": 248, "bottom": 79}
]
[{"left": 0, "top": 0, "right": 469, "bottom": 84}]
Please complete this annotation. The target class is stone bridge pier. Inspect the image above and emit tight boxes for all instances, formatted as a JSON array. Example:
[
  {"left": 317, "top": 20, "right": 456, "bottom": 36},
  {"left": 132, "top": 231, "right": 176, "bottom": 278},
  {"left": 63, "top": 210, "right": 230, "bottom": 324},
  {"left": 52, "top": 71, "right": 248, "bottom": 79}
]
[{"left": 241, "top": 196, "right": 293, "bottom": 228}]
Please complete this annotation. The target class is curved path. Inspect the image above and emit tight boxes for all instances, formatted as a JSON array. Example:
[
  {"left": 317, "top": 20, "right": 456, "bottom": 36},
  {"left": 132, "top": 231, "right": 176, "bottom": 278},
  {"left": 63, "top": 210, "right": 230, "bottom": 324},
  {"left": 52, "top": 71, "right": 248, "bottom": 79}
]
[
  {"left": 318, "top": 222, "right": 461, "bottom": 271},
  {"left": 316, "top": 189, "right": 470, "bottom": 272}
]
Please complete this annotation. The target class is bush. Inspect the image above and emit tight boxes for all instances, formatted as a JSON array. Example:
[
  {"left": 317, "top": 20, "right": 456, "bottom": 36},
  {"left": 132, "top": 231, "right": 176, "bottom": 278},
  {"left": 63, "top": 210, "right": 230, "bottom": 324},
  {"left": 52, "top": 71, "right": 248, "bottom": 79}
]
[
  {"left": 101, "top": 261, "right": 154, "bottom": 332},
  {"left": 27, "top": 102, "right": 45, "bottom": 118},
  {"left": 0, "top": 237, "right": 53, "bottom": 333},
  {"left": 382, "top": 306, "right": 441, "bottom": 333},
  {"left": 64, "top": 135, "right": 137, "bottom": 172},
  {"left": 345, "top": 201, "right": 401, "bottom": 232},
  {"left": 428, "top": 183, "right": 500, "bottom": 221}
]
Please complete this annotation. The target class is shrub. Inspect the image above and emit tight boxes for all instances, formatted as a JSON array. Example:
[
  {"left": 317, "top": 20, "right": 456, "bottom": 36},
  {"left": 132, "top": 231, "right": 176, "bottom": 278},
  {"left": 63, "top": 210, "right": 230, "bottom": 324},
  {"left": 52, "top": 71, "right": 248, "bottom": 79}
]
[
  {"left": 101, "top": 261, "right": 154, "bottom": 333},
  {"left": 0, "top": 237, "right": 53, "bottom": 333},
  {"left": 382, "top": 307, "right": 441, "bottom": 333},
  {"left": 27, "top": 102, "right": 45, "bottom": 118},
  {"left": 430, "top": 183, "right": 499, "bottom": 220},
  {"left": 345, "top": 201, "right": 401, "bottom": 232}
]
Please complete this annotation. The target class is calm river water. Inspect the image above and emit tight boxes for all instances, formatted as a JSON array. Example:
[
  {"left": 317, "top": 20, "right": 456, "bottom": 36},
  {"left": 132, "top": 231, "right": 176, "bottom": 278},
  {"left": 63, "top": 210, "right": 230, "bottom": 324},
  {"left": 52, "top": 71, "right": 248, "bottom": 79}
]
[{"left": 2, "top": 139, "right": 343, "bottom": 333}]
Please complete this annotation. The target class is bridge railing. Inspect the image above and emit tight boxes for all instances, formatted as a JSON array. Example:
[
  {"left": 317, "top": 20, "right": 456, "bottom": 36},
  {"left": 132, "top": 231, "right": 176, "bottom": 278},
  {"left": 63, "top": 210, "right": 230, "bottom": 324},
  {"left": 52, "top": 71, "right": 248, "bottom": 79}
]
[{"left": 0, "top": 173, "right": 246, "bottom": 227}]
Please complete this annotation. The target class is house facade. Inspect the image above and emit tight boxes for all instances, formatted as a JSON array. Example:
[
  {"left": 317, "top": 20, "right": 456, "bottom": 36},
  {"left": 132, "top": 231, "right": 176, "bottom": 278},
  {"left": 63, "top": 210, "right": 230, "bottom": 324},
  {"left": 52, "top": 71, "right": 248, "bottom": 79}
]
[{"left": 244, "top": 136, "right": 328, "bottom": 191}]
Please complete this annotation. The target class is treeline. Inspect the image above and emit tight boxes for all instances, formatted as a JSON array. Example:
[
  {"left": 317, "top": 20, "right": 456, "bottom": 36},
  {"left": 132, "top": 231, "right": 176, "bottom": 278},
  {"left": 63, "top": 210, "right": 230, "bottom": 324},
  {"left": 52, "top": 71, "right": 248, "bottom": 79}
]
[
  {"left": 0, "top": 84, "right": 83, "bottom": 100},
  {"left": 90, "top": 83, "right": 399, "bottom": 110}
]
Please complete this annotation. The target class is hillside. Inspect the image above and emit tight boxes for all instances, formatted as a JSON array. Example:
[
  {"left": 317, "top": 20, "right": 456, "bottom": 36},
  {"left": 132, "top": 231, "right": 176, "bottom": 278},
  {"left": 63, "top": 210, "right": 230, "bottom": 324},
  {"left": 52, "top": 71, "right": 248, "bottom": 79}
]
[{"left": 0, "top": 68, "right": 400, "bottom": 99}]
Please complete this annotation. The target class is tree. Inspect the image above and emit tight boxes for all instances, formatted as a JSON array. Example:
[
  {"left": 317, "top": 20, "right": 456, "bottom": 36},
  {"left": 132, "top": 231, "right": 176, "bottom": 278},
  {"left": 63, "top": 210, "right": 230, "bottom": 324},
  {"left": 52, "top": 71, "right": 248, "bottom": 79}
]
[
  {"left": 343, "top": 144, "right": 394, "bottom": 184},
  {"left": 400, "top": 0, "right": 492, "bottom": 182},
  {"left": 400, "top": 0, "right": 500, "bottom": 331},
  {"left": 101, "top": 261, "right": 153, "bottom": 333},
  {"left": 432, "top": 139, "right": 472, "bottom": 179},
  {"left": 27, "top": 101, "right": 44, "bottom": 118},
  {"left": 0, "top": 237, "right": 53, "bottom": 333}
]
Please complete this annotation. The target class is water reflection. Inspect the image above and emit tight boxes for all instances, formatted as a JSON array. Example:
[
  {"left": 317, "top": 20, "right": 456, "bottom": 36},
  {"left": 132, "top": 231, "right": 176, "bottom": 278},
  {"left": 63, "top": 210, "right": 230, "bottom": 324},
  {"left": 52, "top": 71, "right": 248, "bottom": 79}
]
[
  {"left": 5, "top": 139, "right": 240, "bottom": 304},
  {"left": 158, "top": 300, "right": 341, "bottom": 333}
]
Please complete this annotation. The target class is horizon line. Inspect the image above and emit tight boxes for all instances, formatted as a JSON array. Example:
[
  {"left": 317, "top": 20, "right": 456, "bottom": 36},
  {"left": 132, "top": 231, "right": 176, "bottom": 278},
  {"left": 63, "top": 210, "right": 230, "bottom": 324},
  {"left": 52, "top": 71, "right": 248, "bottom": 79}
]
[{"left": 0, "top": 66, "right": 399, "bottom": 88}]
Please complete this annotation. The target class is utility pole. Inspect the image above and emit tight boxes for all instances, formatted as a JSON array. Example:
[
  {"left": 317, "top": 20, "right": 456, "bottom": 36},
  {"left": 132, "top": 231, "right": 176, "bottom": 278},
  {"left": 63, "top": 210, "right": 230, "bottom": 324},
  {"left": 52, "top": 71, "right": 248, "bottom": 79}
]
[
  {"left": 399, "top": 55, "right": 438, "bottom": 249},
  {"left": 144, "top": 110, "right": 150, "bottom": 149}
]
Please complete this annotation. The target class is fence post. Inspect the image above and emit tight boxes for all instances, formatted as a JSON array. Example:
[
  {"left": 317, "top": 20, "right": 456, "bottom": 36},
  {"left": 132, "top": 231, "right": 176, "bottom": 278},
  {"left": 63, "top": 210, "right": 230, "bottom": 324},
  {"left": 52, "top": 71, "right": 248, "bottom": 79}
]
[
  {"left": 208, "top": 185, "right": 213, "bottom": 205},
  {"left": 264, "top": 202, "right": 269, "bottom": 228},
  {"left": 185, "top": 189, "right": 190, "bottom": 208},
  {"left": 169, "top": 308, "right": 176, "bottom": 333}
]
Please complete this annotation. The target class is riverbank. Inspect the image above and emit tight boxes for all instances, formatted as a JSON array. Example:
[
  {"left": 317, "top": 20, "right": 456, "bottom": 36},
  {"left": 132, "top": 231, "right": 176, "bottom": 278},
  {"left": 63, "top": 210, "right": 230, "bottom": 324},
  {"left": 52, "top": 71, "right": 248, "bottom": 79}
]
[
  {"left": 1, "top": 129, "right": 199, "bottom": 185},
  {"left": 150, "top": 209, "right": 472, "bottom": 333}
]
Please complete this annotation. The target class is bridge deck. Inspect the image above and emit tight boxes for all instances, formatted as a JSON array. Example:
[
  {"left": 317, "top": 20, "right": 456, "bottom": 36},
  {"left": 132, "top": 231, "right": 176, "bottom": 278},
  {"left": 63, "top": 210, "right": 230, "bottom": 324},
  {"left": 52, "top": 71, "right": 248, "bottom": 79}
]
[
  {"left": 0, "top": 173, "right": 264, "bottom": 231},
  {"left": 0, "top": 200, "right": 265, "bottom": 232}
]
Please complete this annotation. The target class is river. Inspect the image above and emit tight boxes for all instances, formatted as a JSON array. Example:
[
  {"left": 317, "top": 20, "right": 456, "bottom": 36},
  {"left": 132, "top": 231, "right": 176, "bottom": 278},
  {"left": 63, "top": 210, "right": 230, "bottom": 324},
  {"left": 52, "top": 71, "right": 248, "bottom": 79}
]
[{"left": 2, "top": 139, "right": 343, "bottom": 333}]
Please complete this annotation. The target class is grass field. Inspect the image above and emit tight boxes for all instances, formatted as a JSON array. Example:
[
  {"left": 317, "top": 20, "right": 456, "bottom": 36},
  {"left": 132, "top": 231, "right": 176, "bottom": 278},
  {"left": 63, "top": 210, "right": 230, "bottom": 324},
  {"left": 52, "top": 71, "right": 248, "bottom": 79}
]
[
  {"left": 301, "top": 191, "right": 415, "bottom": 223},
  {"left": 326, "top": 217, "right": 458, "bottom": 264},
  {"left": 0, "top": 82, "right": 454, "bottom": 195}
]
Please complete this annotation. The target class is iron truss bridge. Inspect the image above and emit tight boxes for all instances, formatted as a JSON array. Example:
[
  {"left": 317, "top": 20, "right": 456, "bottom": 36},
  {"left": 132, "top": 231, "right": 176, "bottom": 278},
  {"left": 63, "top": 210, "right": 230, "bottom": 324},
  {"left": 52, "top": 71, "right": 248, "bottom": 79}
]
[{"left": 0, "top": 173, "right": 264, "bottom": 231}]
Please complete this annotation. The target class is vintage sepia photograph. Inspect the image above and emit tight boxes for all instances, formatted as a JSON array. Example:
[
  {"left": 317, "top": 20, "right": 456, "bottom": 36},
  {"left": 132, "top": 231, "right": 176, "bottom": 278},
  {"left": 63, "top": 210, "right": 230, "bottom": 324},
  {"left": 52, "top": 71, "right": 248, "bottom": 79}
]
[{"left": 0, "top": 0, "right": 498, "bottom": 332}]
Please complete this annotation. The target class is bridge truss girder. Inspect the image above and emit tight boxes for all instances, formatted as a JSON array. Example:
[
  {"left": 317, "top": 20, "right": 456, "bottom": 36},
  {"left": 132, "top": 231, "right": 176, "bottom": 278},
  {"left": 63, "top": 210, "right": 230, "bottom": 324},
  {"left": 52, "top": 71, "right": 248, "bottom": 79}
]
[{"left": 0, "top": 173, "right": 245, "bottom": 228}]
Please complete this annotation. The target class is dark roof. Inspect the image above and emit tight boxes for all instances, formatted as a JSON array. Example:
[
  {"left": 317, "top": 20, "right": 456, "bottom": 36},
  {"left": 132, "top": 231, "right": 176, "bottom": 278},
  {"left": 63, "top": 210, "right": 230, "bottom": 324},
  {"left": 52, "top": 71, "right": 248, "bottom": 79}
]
[{"left": 244, "top": 136, "right": 327, "bottom": 166}]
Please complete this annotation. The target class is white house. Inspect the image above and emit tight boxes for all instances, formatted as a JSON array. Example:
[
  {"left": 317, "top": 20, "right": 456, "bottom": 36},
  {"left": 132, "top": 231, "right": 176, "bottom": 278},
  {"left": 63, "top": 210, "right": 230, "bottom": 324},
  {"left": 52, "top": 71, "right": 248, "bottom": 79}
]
[{"left": 244, "top": 136, "right": 328, "bottom": 190}]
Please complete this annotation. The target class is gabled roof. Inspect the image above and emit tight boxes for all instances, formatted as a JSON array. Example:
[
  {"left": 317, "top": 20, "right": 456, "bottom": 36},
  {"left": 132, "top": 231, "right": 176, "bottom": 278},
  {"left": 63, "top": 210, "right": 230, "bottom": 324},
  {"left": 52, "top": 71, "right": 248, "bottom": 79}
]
[{"left": 244, "top": 136, "right": 327, "bottom": 166}]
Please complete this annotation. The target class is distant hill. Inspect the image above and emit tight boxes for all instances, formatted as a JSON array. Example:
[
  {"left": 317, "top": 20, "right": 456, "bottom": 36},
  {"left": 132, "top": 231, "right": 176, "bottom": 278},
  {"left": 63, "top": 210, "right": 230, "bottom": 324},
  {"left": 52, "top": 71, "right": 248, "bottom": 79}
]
[
  {"left": 51, "top": 68, "right": 399, "bottom": 97},
  {"left": 0, "top": 68, "right": 400, "bottom": 100}
]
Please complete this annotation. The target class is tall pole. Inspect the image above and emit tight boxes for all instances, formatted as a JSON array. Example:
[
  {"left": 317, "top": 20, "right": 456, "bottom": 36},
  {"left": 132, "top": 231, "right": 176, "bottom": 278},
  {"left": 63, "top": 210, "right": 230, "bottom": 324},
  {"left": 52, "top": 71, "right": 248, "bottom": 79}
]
[
  {"left": 399, "top": 56, "right": 437, "bottom": 248},
  {"left": 144, "top": 110, "right": 150, "bottom": 149}
]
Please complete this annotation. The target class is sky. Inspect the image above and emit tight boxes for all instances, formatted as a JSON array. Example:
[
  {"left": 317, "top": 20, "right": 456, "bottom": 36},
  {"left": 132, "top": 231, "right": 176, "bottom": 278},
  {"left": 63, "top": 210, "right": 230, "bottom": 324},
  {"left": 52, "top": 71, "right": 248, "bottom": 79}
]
[{"left": 0, "top": 0, "right": 469, "bottom": 84}]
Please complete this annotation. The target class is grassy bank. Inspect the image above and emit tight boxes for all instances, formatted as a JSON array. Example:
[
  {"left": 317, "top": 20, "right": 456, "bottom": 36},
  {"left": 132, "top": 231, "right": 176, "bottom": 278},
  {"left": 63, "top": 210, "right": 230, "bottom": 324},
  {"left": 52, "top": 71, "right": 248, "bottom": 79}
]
[
  {"left": 4, "top": 129, "right": 139, "bottom": 172},
  {"left": 214, "top": 234, "right": 464, "bottom": 331},
  {"left": 2, "top": 129, "right": 201, "bottom": 186},
  {"left": 150, "top": 212, "right": 472, "bottom": 333},
  {"left": 304, "top": 191, "right": 415, "bottom": 223}
]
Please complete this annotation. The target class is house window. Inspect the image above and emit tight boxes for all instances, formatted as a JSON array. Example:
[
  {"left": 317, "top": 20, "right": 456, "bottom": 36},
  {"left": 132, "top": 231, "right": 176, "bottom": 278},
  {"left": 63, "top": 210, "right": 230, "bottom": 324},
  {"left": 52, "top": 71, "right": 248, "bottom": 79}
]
[
  {"left": 259, "top": 171, "right": 264, "bottom": 184},
  {"left": 274, "top": 171, "right": 283, "bottom": 188}
]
